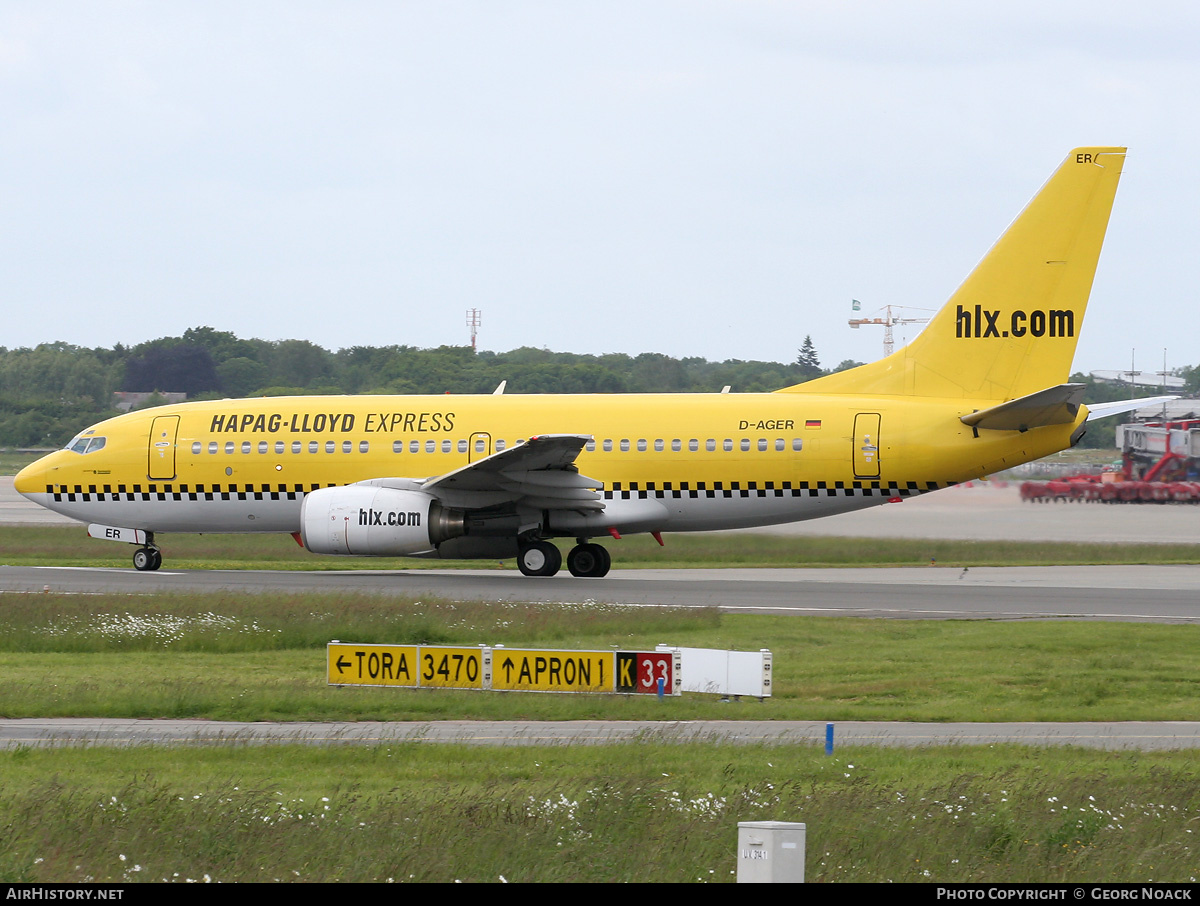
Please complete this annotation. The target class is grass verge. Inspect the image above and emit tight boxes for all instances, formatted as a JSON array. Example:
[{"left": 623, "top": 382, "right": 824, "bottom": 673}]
[
  {"left": 1, "top": 743, "right": 1196, "bottom": 883},
  {"left": 2, "top": 592, "right": 1199, "bottom": 721}
]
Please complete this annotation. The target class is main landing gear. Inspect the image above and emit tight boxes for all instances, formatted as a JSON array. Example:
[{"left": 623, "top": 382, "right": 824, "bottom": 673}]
[
  {"left": 567, "top": 542, "right": 610, "bottom": 578},
  {"left": 516, "top": 540, "right": 611, "bottom": 578}
]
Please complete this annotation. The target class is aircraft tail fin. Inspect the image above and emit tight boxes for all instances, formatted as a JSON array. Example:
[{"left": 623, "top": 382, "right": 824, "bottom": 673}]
[{"left": 779, "top": 147, "right": 1126, "bottom": 401}]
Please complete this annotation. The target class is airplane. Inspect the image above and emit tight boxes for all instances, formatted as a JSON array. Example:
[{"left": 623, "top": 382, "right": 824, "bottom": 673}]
[{"left": 15, "top": 146, "right": 1169, "bottom": 578}]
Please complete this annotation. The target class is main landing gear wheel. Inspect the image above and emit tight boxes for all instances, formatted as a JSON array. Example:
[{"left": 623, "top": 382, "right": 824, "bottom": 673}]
[
  {"left": 133, "top": 547, "right": 162, "bottom": 571},
  {"left": 567, "top": 542, "right": 611, "bottom": 578},
  {"left": 517, "top": 541, "right": 562, "bottom": 577}
]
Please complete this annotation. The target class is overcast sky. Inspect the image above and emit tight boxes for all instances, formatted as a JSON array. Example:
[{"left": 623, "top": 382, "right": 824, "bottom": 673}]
[{"left": 3, "top": 1, "right": 1198, "bottom": 378}]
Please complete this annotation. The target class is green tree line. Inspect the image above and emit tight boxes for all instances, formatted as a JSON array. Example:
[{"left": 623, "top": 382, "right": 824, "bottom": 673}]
[{"left": 0, "top": 326, "right": 1184, "bottom": 448}]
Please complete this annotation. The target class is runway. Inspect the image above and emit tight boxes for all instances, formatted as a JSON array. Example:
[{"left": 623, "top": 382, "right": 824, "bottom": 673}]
[{"left": 5, "top": 563, "right": 1200, "bottom": 622}]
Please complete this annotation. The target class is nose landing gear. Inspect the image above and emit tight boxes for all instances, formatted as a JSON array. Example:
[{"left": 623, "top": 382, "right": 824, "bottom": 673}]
[
  {"left": 132, "top": 546, "right": 162, "bottom": 571},
  {"left": 132, "top": 531, "right": 161, "bottom": 571}
]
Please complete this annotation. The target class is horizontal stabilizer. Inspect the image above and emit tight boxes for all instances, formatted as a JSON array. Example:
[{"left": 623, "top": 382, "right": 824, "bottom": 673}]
[
  {"left": 960, "top": 384, "right": 1086, "bottom": 431},
  {"left": 1086, "top": 396, "right": 1178, "bottom": 420}
]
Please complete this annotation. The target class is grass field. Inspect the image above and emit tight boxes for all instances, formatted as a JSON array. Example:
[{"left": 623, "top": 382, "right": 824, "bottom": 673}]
[{"left": 3, "top": 743, "right": 1197, "bottom": 883}]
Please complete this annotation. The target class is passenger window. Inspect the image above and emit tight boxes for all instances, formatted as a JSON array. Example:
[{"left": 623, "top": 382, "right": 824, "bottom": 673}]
[
  {"left": 258, "top": 441, "right": 268, "bottom": 454},
  {"left": 343, "top": 441, "right": 353, "bottom": 453},
  {"left": 776, "top": 439, "right": 785, "bottom": 452},
  {"left": 740, "top": 439, "right": 751, "bottom": 452},
  {"left": 325, "top": 441, "right": 335, "bottom": 453},
  {"left": 671, "top": 439, "right": 681, "bottom": 452},
  {"left": 409, "top": 441, "right": 420, "bottom": 453},
  {"left": 793, "top": 438, "right": 803, "bottom": 451},
  {"left": 224, "top": 442, "right": 234, "bottom": 454},
  {"left": 757, "top": 439, "right": 767, "bottom": 452},
  {"left": 359, "top": 441, "right": 368, "bottom": 453},
  {"left": 474, "top": 439, "right": 485, "bottom": 453},
  {"left": 192, "top": 442, "right": 201, "bottom": 454},
  {"left": 637, "top": 439, "right": 647, "bottom": 452},
  {"left": 723, "top": 439, "right": 733, "bottom": 452},
  {"left": 706, "top": 439, "right": 716, "bottom": 452},
  {"left": 393, "top": 440, "right": 404, "bottom": 453},
  {"left": 291, "top": 441, "right": 301, "bottom": 453},
  {"left": 620, "top": 439, "right": 630, "bottom": 452},
  {"left": 309, "top": 441, "right": 319, "bottom": 454},
  {"left": 603, "top": 440, "right": 613, "bottom": 452},
  {"left": 457, "top": 440, "right": 467, "bottom": 453},
  {"left": 425, "top": 440, "right": 436, "bottom": 453},
  {"left": 585, "top": 440, "right": 595, "bottom": 452},
  {"left": 654, "top": 439, "right": 664, "bottom": 452},
  {"left": 208, "top": 442, "right": 217, "bottom": 454},
  {"left": 241, "top": 441, "right": 251, "bottom": 454},
  {"left": 496, "top": 439, "right": 506, "bottom": 451},
  {"left": 276, "top": 441, "right": 286, "bottom": 454},
  {"left": 689, "top": 439, "right": 699, "bottom": 452}
]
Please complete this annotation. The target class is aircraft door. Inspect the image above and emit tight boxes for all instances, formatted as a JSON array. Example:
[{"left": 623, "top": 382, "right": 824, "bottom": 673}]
[
  {"left": 148, "top": 415, "right": 180, "bottom": 481},
  {"left": 468, "top": 432, "right": 492, "bottom": 463},
  {"left": 852, "top": 413, "right": 881, "bottom": 479}
]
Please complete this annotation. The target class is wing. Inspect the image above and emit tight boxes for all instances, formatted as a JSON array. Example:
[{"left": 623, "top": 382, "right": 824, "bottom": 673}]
[
  {"left": 1085, "top": 396, "right": 1178, "bottom": 420},
  {"left": 359, "top": 433, "right": 604, "bottom": 513}
]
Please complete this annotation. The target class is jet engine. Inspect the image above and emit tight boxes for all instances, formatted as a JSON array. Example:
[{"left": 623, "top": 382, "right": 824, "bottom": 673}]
[{"left": 300, "top": 485, "right": 465, "bottom": 556}]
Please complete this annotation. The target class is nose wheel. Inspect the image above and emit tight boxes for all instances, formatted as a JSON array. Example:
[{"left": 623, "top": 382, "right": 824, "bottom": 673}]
[{"left": 133, "top": 547, "right": 162, "bottom": 571}]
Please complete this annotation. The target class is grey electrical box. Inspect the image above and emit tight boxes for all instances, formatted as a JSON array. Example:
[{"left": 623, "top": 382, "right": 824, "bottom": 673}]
[{"left": 737, "top": 821, "right": 806, "bottom": 883}]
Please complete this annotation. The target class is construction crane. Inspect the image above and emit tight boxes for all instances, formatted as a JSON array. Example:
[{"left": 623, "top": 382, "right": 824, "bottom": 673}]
[{"left": 848, "top": 302, "right": 933, "bottom": 357}]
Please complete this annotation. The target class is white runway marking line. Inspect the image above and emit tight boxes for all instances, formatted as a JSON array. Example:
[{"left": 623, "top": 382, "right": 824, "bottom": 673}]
[{"left": 30, "top": 565, "right": 183, "bottom": 575}]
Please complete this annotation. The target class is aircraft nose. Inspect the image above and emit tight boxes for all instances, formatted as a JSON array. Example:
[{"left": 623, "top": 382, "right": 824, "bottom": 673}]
[{"left": 13, "top": 456, "right": 52, "bottom": 499}]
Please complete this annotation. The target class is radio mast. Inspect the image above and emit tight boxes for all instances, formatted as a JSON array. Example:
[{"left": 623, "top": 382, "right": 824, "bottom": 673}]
[{"left": 466, "top": 308, "right": 482, "bottom": 352}]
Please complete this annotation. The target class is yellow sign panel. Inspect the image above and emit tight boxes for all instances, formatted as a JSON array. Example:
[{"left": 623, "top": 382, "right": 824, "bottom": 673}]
[
  {"left": 328, "top": 643, "right": 419, "bottom": 687},
  {"left": 416, "top": 646, "right": 487, "bottom": 689},
  {"left": 491, "top": 649, "right": 613, "bottom": 693},
  {"left": 327, "top": 644, "right": 677, "bottom": 695},
  {"left": 328, "top": 644, "right": 487, "bottom": 689}
]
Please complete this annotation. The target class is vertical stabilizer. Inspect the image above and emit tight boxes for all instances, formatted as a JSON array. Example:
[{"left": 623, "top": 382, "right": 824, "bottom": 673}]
[{"left": 781, "top": 147, "right": 1126, "bottom": 400}]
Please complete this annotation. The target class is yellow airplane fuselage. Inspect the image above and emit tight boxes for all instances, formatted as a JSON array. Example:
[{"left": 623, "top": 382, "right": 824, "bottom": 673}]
[{"left": 16, "top": 389, "right": 1080, "bottom": 534}]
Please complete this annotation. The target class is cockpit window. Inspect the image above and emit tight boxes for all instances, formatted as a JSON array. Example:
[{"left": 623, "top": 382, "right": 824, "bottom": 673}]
[{"left": 65, "top": 435, "right": 106, "bottom": 454}]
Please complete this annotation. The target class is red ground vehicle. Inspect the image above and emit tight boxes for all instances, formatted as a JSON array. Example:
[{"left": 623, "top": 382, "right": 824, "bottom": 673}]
[{"left": 1020, "top": 417, "right": 1200, "bottom": 503}]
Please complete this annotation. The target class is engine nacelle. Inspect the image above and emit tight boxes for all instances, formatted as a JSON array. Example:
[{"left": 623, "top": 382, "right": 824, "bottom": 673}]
[{"left": 300, "top": 485, "right": 465, "bottom": 556}]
